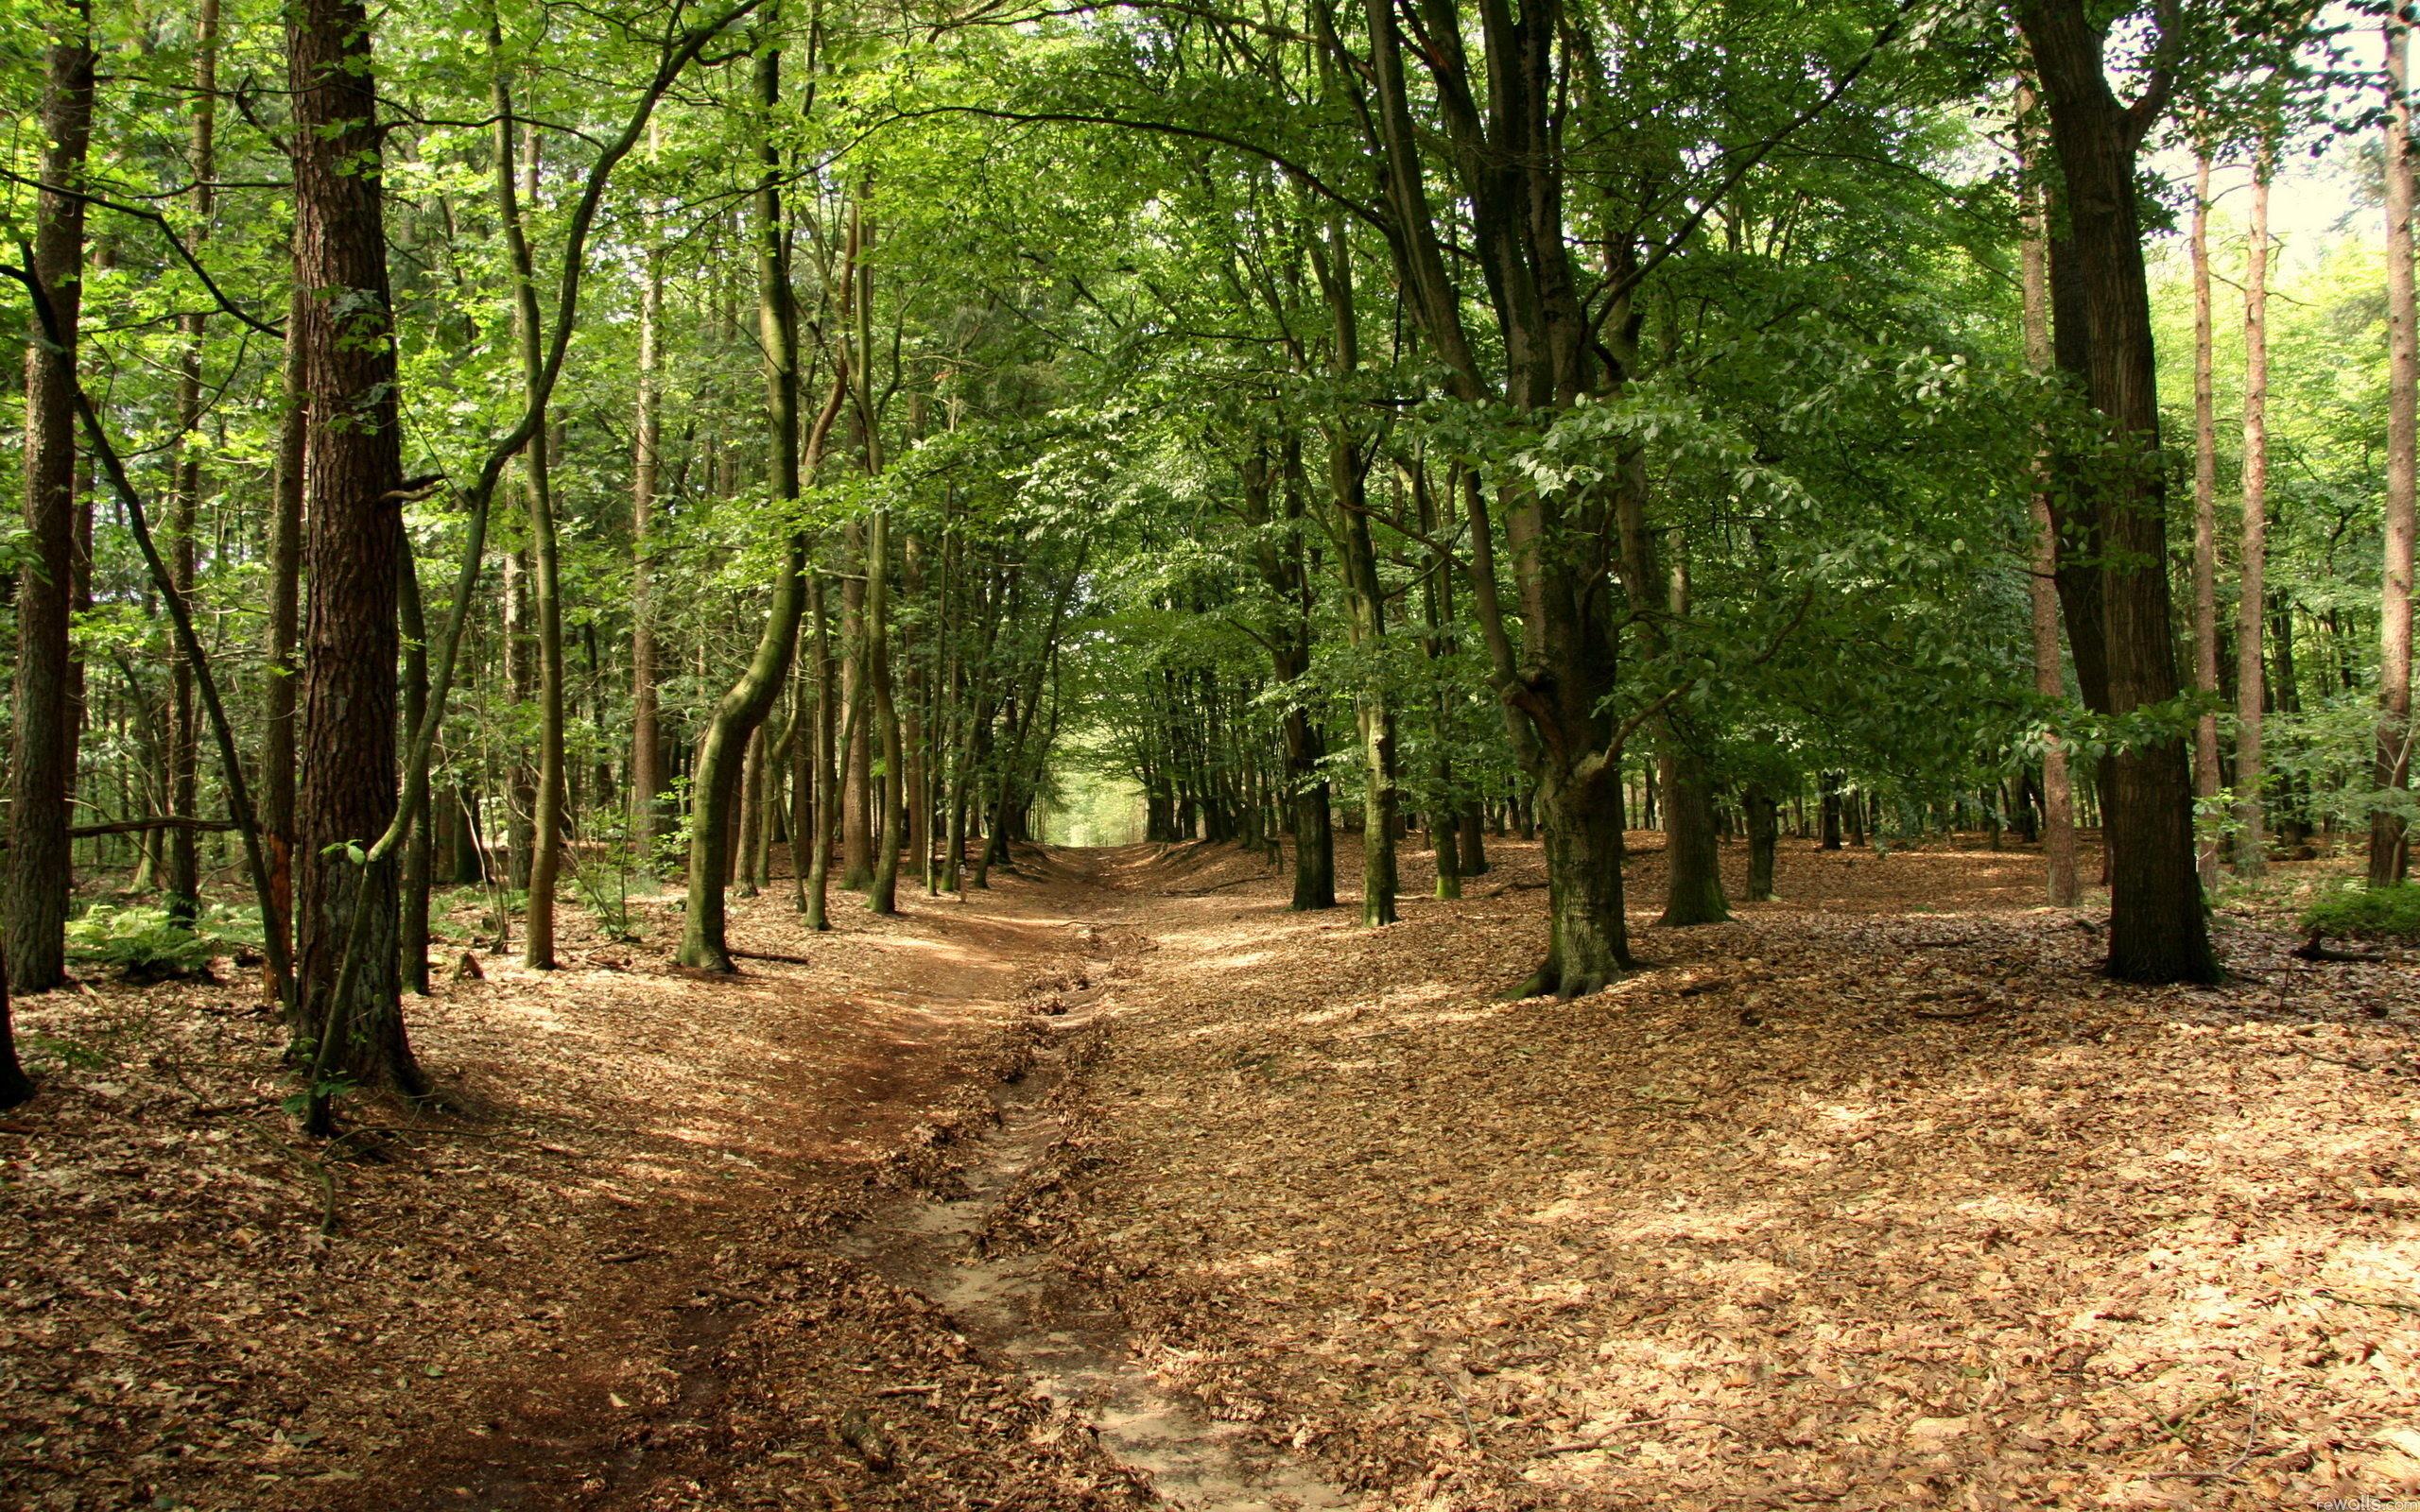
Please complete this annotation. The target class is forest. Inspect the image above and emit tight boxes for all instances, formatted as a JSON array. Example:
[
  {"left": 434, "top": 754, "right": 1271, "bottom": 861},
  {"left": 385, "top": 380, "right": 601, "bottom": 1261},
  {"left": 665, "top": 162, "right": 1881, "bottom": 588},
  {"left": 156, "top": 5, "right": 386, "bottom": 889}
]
[{"left": 2, "top": 0, "right": 2418, "bottom": 1505}]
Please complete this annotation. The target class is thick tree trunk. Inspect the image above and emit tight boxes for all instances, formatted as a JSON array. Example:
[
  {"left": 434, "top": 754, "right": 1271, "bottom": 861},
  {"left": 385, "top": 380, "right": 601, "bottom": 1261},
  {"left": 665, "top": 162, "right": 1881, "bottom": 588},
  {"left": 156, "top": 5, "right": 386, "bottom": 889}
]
[
  {"left": 1656, "top": 745, "right": 1731, "bottom": 925},
  {"left": 7, "top": 12, "right": 94, "bottom": 997},
  {"left": 2236, "top": 149, "right": 2274, "bottom": 879},
  {"left": 2376, "top": 21, "right": 2417, "bottom": 885},
  {"left": 288, "top": 0, "right": 425, "bottom": 1088},
  {"left": 2018, "top": 1, "right": 2219, "bottom": 983}
]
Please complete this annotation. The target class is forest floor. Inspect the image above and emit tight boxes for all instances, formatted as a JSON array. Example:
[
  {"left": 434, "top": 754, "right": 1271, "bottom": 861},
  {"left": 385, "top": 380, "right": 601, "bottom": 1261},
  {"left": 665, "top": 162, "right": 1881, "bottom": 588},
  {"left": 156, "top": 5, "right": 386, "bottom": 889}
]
[{"left": 5, "top": 832, "right": 2419, "bottom": 1511}]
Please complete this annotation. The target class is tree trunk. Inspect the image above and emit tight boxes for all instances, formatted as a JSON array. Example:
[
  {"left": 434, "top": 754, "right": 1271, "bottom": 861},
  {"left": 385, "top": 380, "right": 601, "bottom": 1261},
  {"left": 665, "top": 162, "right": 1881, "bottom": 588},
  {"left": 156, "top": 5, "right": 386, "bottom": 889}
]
[
  {"left": 397, "top": 534, "right": 432, "bottom": 996},
  {"left": 2376, "top": 20, "right": 2416, "bottom": 885},
  {"left": 2235, "top": 145, "right": 2274, "bottom": 879},
  {"left": 1653, "top": 540, "right": 1728, "bottom": 927},
  {"left": 164, "top": 0, "right": 220, "bottom": 928},
  {"left": 2188, "top": 150, "right": 2223, "bottom": 889},
  {"left": 678, "top": 35, "right": 842, "bottom": 969},
  {"left": 2017, "top": 90, "right": 2080, "bottom": 906},
  {"left": 1742, "top": 782, "right": 1778, "bottom": 902},
  {"left": 1656, "top": 747, "right": 1731, "bottom": 925},
  {"left": 7, "top": 10, "right": 94, "bottom": 997},
  {"left": 491, "top": 72, "right": 564, "bottom": 969},
  {"left": 631, "top": 125, "right": 666, "bottom": 862},
  {"left": 804, "top": 568, "right": 840, "bottom": 927},
  {"left": 2018, "top": 1, "right": 2219, "bottom": 983},
  {"left": 288, "top": 0, "right": 425, "bottom": 1089},
  {"left": 1244, "top": 442, "right": 1337, "bottom": 909},
  {"left": 264, "top": 281, "right": 307, "bottom": 965}
]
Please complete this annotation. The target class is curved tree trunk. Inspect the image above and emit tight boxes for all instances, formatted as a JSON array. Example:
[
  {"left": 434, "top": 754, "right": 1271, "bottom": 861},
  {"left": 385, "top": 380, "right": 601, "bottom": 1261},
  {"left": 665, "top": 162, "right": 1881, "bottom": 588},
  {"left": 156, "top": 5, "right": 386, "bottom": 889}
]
[{"left": 678, "top": 33, "right": 814, "bottom": 971}]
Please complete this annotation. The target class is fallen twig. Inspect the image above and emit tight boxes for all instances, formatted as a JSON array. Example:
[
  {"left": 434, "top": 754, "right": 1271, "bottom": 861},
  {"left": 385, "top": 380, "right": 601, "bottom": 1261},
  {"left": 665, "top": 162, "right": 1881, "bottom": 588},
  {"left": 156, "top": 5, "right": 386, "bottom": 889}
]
[
  {"left": 1161, "top": 873, "right": 1273, "bottom": 897},
  {"left": 730, "top": 947, "right": 820, "bottom": 967},
  {"left": 1425, "top": 1362, "right": 1482, "bottom": 1452}
]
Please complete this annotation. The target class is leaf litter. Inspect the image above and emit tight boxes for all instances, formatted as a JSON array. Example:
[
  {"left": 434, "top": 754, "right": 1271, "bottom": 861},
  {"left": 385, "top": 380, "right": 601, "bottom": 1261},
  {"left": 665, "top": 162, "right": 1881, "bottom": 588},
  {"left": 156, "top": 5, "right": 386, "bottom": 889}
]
[
  {"left": 1000, "top": 835, "right": 2420, "bottom": 1510},
  {"left": 7, "top": 834, "right": 2419, "bottom": 1511}
]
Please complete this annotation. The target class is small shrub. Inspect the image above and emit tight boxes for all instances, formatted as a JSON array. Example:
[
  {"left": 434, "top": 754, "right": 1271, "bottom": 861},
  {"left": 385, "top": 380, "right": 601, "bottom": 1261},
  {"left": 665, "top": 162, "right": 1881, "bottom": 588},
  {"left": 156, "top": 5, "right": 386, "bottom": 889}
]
[
  {"left": 64, "top": 902, "right": 264, "bottom": 983},
  {"left": 2299, "top": 883, "right": 2420, "bottom": 942}
]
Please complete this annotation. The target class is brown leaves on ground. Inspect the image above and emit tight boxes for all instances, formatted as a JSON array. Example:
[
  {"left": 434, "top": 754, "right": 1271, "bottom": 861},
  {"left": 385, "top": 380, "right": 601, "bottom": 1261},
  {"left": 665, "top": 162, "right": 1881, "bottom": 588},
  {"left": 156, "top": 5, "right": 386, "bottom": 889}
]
[
  {"left": 0, "top": 857, "right": 1151, "bottom": 1512},
  {"left": 1021, "top": 834, "right": 2420, "bottom": 1510}
]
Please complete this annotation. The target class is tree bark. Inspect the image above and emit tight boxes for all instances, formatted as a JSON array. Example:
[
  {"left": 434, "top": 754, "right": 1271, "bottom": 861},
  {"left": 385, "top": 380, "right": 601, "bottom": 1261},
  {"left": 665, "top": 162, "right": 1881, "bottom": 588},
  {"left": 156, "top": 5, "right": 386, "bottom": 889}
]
[
  {"left": 288, "top": 0, "right": 425, "bottom": 1088},
  {"left": 1742, "top": 782, "right": 1778, "bottom": 902},
  {"left": 2017, "top": 1, "right": 2219, "bottom": 982},
  {"left": 1245, "top": 441, "right": 1336, "bottom": 909},
  {"left": 2017, "top": 88, "right": 2080, "bottom": 906},
  {"left": 2188, "top": 149, "right": 2223, "bottom": 889},
  {"left": 631, "top": 123, "right": 666, "bottom": 863},
  {"left": 397, "top": 533, "right": 432, "bottom": 996},
  {"left": 164, "top": 0, "right": 221, "bottom": 928},
  {"left": 264, "top": 280, "right": 307, "bottom": 967},
  {"left": 678, "top": 31, "right": 843, "bottom": 969},
  {"left": 7, "top": 9, "right": 94, "bottom": 998},
  {"left": 2236, "top": 145, "right": 2274, "bottom": 878},
  {"left": 490, "top": 70, "right": 564, "bottom": 969},
  {"left": 2376, "top": 20, "right": 2416, "bottom": 885}
]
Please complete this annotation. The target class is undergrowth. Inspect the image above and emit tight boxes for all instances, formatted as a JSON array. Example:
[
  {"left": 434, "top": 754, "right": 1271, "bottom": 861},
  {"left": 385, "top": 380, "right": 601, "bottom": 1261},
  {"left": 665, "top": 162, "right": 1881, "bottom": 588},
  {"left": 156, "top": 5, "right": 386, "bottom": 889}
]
[{"left": 2299, "top": 881, "right": 2420, "bottom": 941}]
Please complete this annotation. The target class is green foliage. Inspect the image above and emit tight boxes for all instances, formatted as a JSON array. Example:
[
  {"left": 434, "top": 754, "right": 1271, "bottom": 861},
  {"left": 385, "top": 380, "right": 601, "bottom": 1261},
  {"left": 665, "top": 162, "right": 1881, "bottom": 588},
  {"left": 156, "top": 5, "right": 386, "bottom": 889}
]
[
  {"left": 63, "top": 902, "right": 264, "bottom": 982},
  {"left": 2300, "top": 884, "right": 2420, "bottom": 942}
]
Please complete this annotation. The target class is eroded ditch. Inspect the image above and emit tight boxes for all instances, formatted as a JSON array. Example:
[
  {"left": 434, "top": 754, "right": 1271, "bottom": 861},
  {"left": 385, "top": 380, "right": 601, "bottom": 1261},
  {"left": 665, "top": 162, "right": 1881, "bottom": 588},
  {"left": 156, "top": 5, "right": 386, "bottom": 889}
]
[{"left": 832, "top": 1005, "right": 1357, "bottom": 1512}]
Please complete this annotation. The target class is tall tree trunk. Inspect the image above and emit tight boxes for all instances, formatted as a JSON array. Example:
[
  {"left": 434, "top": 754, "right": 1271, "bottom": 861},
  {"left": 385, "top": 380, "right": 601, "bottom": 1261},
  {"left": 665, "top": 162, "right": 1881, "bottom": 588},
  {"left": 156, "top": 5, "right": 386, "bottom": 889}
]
[
  {"left": 1245, "top": 442, "right": 1335, "bottom": 909},
  {"left": 631, "top": 124, "right": 666, "bottom": 863},
  {"left": 491, "top": 66, "right": 564, "bottom": 969},
  {"left": 2188, "top": 149, "right": 2223, "bottom": 889},
  {"left": 2017, "top": 2, "right": 2219, "bottom": 982},
  {"left": 2235, "top": 145, "right": 2274, "bottom": 879},
  {"left": 263, "top": 281, "right": 307, "bottom": 971},
  {"left": 288, "top": 0, "right": 425, "bottom": 1088},
  {"left": 164, "top": 0, "right": 220, "bottom": 927},
  {"left": 678, "top": 29, "right": 842, "bottom": 970},
  {"left": 7, "top": 9, "right": 94, "bottom": 998},
  {"left": 2376, "top": 20, "right": 2417, "bottom": 886},
  {"left": 2017, "top": 92, "right": 2081, "bottom": 907}
]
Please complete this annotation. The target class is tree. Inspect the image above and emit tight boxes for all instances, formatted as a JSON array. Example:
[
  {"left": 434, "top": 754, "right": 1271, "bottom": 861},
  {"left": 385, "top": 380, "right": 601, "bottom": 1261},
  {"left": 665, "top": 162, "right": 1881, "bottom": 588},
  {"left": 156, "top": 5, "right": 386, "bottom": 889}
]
[
  {"left": 2016, "top": 0, "right": 2220, "bottom": 983},
  {"left": 288, "top": 0, "right": 426, "bottom": 1091},
  {"left": 7, "top": 7, "right": 95, "bottom": 997}
]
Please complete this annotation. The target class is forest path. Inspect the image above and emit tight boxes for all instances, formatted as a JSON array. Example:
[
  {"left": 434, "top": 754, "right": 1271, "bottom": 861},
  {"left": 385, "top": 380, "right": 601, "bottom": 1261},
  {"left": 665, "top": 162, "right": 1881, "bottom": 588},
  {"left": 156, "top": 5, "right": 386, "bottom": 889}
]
[{"left": 351, "top": 851, "right": 1169, "bottom": 1512}]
